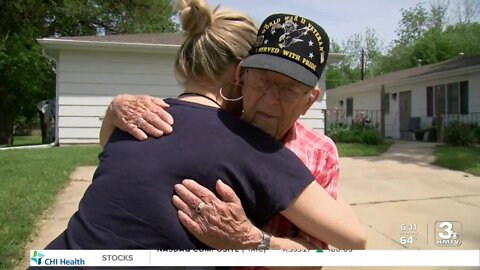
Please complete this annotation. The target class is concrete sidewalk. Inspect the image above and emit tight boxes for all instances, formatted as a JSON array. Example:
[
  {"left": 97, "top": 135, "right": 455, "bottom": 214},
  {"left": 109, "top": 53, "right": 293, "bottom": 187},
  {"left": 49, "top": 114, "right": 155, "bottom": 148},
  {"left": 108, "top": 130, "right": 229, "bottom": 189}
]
[
  {"left": 17, "top": 166, "right": 96, "bottom": 270},
  {"left": 17, "top": 141, "right": 480, "bottom": 269},
  {"left": 340, "top": 141, "right": 480, "bottom": 250}
]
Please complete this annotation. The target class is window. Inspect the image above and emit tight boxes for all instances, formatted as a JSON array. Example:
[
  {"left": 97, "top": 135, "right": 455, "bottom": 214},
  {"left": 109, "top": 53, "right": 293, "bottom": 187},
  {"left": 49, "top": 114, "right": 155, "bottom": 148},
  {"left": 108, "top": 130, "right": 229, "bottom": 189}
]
[
  {"left": 427, "top": 86, "right": 433, "bottom": 117},
  {"left": 426, "top": 81, "right": 469, "bottom": 116},
  {"left": 447, "top": 83, "right": 459, "bottom": 114},
  {"left": 383, "top": 93, "right": 390, "bottom": 115},
  {"left": 460, "top": 81, "right": 469, "bottom": 114},
  {"left": 346, "top": 98, "right": 353, "bottom": 117}
]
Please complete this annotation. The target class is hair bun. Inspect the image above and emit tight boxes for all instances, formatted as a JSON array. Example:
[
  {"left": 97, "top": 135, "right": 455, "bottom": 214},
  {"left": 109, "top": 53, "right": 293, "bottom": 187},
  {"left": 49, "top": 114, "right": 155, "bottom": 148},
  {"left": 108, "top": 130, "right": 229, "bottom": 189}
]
[{"left": 176, "top": 0, "right": 212, "bottom": 36}]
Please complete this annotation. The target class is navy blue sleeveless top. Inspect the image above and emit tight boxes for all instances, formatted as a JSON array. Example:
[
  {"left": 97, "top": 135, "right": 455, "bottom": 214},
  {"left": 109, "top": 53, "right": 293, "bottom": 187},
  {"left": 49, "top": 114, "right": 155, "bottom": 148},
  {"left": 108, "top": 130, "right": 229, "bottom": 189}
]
[{"left": 46, "top": 99, "right": 313, "bottom": 251}]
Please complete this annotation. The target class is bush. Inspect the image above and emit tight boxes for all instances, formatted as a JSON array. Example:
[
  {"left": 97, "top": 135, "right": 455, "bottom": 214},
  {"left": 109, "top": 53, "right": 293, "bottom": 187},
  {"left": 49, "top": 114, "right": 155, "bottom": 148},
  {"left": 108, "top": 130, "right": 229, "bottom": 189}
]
[
  {"left": 329, "top": 127, "right": 359, "bottom": 143},
  {"left": 328, "top": 126, "right": 383, "bottom": 145},
  {"left": 427, "top": 127, "right": 437, "bottom": 142},
  {"left": 475, "top": 125, "right": 480, "bottom": 143},
  {"left": 361, "top": 129, "right": 383, "bottom": 145},
  {"left": 13, "top": 116, "right": 33, "bottom": 136},
  {"left": 443, "top": 121, "right": 477, "bottom": 146}
]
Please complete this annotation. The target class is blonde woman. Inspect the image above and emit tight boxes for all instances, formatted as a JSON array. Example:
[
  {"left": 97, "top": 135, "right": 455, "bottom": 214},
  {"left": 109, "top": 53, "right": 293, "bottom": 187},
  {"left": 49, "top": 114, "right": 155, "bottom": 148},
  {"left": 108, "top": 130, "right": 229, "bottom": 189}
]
[{"left": 46, "top": 0, "right": 365, "bottom": 255}]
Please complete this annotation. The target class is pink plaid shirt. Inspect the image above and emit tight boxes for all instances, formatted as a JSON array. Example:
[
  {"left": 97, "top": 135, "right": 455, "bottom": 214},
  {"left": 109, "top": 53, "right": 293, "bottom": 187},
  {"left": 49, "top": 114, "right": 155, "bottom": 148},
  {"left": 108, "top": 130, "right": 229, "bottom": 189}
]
[
  {"left": 238, "top": 120, "right": 339, "bottom": 269},
  {"left": 235, "top": 121, "right": 340, "bottom": 270},
  {"left": 264, "top": 120, "right": 339, "bottom": 245}
]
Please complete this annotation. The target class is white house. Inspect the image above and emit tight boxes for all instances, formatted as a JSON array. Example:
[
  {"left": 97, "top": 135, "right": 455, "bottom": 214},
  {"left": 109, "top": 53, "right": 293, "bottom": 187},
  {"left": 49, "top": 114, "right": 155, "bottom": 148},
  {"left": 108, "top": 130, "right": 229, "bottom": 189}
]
[
  {"left": 326, "top": 56, "right": 480, "bottom": 139},
  {"left": 38, "top": 33, "right": 343, "bottom": 145}
]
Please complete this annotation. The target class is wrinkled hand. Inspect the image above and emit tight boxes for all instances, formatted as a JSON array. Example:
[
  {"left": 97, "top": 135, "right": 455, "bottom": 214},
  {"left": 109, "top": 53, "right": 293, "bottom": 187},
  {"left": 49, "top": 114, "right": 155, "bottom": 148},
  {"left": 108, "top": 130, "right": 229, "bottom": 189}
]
[
  {"left": 172, "top": 179, "right": 263, "bottom": 249},
  {"left": 109, "top": 94, "right": 174, "bottom": 140}
]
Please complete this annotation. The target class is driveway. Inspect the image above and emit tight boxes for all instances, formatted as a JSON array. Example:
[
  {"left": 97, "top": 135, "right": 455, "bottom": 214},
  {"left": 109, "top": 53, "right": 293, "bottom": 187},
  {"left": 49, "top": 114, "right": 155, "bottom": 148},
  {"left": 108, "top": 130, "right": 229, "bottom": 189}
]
[{"left": 328, "top": 141, "right": 480, "bottom": 270}]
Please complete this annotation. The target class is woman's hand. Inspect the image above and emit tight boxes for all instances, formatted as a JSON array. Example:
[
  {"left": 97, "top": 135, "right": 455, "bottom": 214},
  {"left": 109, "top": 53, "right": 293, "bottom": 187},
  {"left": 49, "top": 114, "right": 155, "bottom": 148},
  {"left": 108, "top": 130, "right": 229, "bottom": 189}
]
[
  {"left": 109, "top": 94, "right": 174, "bottom": 140},
  {"left": 172, "top": 179, "right": 263, "bottom": 249}
]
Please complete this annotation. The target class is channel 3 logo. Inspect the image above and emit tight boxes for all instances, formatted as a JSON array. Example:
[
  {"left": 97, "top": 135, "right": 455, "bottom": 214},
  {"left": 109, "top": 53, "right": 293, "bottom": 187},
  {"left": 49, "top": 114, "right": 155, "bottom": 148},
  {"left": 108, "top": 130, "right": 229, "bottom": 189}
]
[{"left": 435, "top": 221, "right": 462, "bottom": 246}]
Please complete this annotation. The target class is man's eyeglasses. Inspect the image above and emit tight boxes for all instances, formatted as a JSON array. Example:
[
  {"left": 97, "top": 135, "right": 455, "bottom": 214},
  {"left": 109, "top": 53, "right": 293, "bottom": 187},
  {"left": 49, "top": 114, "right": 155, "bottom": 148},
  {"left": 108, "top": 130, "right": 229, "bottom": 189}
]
[{"left": 241, "top": 71, "right": 311, "bottom": 102}]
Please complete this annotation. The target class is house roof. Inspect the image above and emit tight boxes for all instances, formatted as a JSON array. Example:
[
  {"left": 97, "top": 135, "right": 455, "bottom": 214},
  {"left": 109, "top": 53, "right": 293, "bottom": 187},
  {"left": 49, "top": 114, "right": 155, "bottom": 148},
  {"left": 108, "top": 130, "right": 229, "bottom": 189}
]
[
  {"left": 328, "top": 55, "right": 480, "bottom": 92},
  {"left": 54, "top": 32, "right": 185, "bottom": 45},
  {"left": 38, "top": 32, "right": 186, "bottom": 56},
  {"left": 38, "top": 32, "right": 345, "bottom": 63}
]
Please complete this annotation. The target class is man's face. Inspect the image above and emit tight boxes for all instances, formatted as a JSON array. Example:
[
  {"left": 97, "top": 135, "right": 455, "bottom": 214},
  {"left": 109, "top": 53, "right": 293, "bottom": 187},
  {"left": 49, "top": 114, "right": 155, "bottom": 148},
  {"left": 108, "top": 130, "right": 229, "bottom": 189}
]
[{"left": 240, "top": 68, "right": 320, "bottom": 140}]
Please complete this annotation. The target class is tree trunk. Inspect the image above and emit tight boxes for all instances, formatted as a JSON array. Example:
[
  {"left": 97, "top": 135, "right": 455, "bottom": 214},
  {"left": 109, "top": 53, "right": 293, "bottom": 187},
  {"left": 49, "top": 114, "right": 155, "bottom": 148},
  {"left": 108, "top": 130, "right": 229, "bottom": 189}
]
[{"left": 0, "top": 89, "right": 16, "bottom": 146}]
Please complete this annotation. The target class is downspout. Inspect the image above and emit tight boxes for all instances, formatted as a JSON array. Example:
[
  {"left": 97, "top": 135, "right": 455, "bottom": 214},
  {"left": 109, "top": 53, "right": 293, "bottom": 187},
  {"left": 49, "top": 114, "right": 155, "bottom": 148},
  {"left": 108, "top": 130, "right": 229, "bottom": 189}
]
[{"left": 41, "top": 48, "right": 59, "bottom": 147}]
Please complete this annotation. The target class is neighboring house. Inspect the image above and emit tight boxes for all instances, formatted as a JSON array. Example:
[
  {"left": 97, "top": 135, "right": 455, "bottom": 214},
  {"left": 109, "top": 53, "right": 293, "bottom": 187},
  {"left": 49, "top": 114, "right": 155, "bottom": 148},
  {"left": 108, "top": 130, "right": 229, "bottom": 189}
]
[
  {"left": 38, "top": 33, "right": 343, "bottom": 145},
  {"left": 326, "top": 56, "right": 480, "bottom": 139}
]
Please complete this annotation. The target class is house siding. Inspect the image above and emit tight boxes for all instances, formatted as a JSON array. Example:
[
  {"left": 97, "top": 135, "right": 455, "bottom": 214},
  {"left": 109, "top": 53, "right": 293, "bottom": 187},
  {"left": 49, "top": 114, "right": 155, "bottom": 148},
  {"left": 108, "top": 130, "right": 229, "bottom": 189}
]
[
  {"left": 57, "top": 49, "right": 181, "bottom": 144},
  {"left": 56, "top": 49, "right": 328, "bottom": 144}
]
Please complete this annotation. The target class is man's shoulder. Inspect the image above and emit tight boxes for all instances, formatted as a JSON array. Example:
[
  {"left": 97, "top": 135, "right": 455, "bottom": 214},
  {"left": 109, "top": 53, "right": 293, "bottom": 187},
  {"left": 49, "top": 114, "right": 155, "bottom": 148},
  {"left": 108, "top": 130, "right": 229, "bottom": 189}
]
[{"left": 293, "top": 120, "right": 336, "bottom": 152}]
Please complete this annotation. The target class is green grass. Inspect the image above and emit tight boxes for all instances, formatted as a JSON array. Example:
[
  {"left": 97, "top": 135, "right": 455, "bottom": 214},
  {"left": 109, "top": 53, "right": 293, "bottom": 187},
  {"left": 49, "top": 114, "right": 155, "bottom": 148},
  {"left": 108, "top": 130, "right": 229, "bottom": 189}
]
[
  {"left": 12, "top": 135, "right": 43, "bottom": 146},
  {"left": 0, "top": 146, "right": 101, "bottom": 269},
  {"left": 337, "top": 142, "right": 392, "bottom": 157},
  {"left": 434, "top": 145, "right": 480, "bottom": 176}
]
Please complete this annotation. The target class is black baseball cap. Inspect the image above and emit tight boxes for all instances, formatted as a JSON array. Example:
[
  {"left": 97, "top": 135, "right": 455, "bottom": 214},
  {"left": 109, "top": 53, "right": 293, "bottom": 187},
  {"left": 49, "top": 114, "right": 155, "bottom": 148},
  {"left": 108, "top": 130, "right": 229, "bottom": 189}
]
[{"left": 241, "top": 13, "right": 330, "bottom": 88}]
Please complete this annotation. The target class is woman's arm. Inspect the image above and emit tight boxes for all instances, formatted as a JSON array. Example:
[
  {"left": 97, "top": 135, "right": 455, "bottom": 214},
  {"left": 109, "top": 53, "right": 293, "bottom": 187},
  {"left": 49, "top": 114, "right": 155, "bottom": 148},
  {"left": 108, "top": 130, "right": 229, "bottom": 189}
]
[
  {"left": 281, "top": 182, "right": 366, "bottom": 249},
  {"left": 173, "top": 179, "right": 366, "bottom": 250},
  {"left": 99, "top": 94, "right": 174, "bottom": 147},
  {"left": 99, "top": 106, "right": 116, "bottom": 147}
]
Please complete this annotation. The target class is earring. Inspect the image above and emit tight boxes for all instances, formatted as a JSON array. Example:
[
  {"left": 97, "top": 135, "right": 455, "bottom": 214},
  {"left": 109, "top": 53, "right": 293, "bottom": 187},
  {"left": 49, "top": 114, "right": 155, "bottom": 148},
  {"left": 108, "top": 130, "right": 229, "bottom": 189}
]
[{"left": 219, "top": 87, "right": 243, "bottom": 101}]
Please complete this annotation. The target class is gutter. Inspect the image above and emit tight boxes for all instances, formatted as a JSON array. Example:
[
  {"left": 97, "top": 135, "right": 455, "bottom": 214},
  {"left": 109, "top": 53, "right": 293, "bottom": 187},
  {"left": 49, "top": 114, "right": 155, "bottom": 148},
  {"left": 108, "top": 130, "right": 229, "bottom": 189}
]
[
  {"left": 37, "top": 38, "right": 180, "bottom": 54},
  {"left": 41, "top": 48, "right": 59, "bottom": 147}
]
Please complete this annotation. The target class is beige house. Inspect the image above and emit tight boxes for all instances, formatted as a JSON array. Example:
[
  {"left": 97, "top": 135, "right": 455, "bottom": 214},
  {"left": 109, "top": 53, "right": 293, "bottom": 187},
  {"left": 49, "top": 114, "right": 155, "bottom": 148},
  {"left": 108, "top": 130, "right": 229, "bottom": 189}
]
[
  {"left": 326, "top": 56, "right": 480, "bottom": 139},
  {"left": 38, "top": 33, "right": 343, "bottom": 145}
]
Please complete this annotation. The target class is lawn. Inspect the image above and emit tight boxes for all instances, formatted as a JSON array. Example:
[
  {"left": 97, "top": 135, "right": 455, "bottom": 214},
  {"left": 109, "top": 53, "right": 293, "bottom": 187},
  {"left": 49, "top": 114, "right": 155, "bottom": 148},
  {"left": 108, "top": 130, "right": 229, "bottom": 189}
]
[
  {"left": 13, "top": 135, "right": 43, "bottom": 146},
  {"left": 434, "top": 145, "right": 480, "bottom": 176},
  {"left": 0, "top": 146, "right": 101, "bottom": 269},
  {"left": 337, "top": 142, "right": 392, "bottom": 157}
]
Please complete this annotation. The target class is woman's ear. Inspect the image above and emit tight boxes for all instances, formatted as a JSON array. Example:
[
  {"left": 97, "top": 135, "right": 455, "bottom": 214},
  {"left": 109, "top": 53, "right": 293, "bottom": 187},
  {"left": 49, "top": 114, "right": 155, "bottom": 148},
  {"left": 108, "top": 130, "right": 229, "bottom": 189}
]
[{"left": 234, "top": 61, "right": 244, "bottom": 85}]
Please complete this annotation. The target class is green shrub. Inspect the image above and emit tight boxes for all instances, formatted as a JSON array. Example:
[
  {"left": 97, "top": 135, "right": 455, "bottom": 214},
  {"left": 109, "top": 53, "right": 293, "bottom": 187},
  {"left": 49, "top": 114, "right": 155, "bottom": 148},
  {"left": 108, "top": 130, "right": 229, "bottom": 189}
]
[
  {"left": 427, "top": 127, "right": 437, "bottom": 142},
  {"left": 443, "top": 121, "right": 477, "bottom": 146},
  {"left": 329, "top": 127, "right": 359, "bottom": 143},
  {"left": 361, "top": 129, "right": 383, "bottom": 145},
  {"left": 13, "top": 116, "right": 33, "bottom": 136},
  {"left": 474, "top": 124, "right": 480, "bottom": 143},
  {"left": 328, "top": 127, "right": 383, "bottom": 145}
]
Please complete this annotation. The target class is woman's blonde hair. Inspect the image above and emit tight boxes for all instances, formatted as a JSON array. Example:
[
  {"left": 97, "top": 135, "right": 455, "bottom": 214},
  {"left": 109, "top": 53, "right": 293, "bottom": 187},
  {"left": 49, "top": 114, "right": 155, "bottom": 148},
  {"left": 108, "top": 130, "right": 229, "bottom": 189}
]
[{"left": 175, "top": 0, "right": 257, "bottom": 85}]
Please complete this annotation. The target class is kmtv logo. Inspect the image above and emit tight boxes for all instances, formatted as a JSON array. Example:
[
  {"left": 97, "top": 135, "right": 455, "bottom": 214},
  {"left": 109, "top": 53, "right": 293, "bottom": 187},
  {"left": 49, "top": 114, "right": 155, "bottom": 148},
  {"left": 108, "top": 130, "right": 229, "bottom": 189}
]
[{"left": 435, "top": 221, "right": 462, "bottom": 246}]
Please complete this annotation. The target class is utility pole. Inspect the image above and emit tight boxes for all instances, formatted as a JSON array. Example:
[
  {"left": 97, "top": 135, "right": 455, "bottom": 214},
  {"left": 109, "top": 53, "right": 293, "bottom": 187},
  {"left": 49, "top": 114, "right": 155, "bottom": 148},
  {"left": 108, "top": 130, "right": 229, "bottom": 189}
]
[{"left": 360, "top": 48, "right": 365, "bottom": 80}]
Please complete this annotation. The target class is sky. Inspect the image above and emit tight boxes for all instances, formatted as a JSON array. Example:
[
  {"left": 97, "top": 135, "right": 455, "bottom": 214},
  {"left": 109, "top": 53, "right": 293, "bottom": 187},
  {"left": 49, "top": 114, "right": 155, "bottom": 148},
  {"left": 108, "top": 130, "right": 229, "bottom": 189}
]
[{"left": 203, "top": 0, "right": 429, "bottom": 48}]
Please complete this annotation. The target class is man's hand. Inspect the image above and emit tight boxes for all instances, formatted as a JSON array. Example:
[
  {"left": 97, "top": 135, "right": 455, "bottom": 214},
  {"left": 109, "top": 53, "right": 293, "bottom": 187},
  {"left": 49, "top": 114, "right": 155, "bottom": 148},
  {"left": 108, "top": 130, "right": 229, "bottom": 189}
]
[
  {"left": 109, "top": 94, "right": 174, "bottom": 140},
  {"left": 172, "top": 179, "right": 263, "bottom": 249}
]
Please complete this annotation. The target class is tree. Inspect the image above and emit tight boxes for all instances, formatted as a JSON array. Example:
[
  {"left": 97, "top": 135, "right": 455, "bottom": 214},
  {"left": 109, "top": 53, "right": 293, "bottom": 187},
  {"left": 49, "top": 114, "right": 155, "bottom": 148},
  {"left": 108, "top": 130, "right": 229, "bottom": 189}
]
[
  {"left": 428, "top": 0, "right": 449, "bottom": 29},
  {"left": 326, "top": 28, "right": 382, "bottom": 88},
  {"left": 395, "top": 3, "right": 429, "bottom": 45},
  {"left": 0, "top": 0, "right": 176, "bottom": 145},
  {"left": 453, "top": 0, "right": 480, "bottom": 24},
  {"left": 371, "top": 0, "right": 471, "bottom": 75}
]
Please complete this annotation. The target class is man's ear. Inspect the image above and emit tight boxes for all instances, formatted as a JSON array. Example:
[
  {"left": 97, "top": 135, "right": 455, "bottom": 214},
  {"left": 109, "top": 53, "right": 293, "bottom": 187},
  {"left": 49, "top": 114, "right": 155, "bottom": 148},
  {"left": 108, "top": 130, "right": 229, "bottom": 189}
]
[{"left": 301, "top": 87, "right": 321, "bottom": 115}]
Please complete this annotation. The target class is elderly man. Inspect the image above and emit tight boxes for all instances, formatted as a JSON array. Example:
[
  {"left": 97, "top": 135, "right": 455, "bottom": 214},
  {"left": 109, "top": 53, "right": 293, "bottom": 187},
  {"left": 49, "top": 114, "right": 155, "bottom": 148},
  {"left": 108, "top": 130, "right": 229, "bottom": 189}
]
[{"left": 101, "top": 13, "right": 351, "bottom": 252}]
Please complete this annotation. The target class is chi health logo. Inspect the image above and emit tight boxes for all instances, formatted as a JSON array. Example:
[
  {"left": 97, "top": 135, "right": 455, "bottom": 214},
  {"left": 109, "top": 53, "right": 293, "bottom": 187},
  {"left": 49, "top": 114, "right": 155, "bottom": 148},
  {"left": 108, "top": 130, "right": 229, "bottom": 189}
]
[{"left": 31, "top": 250, "right": 45, "bottom": 265}]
